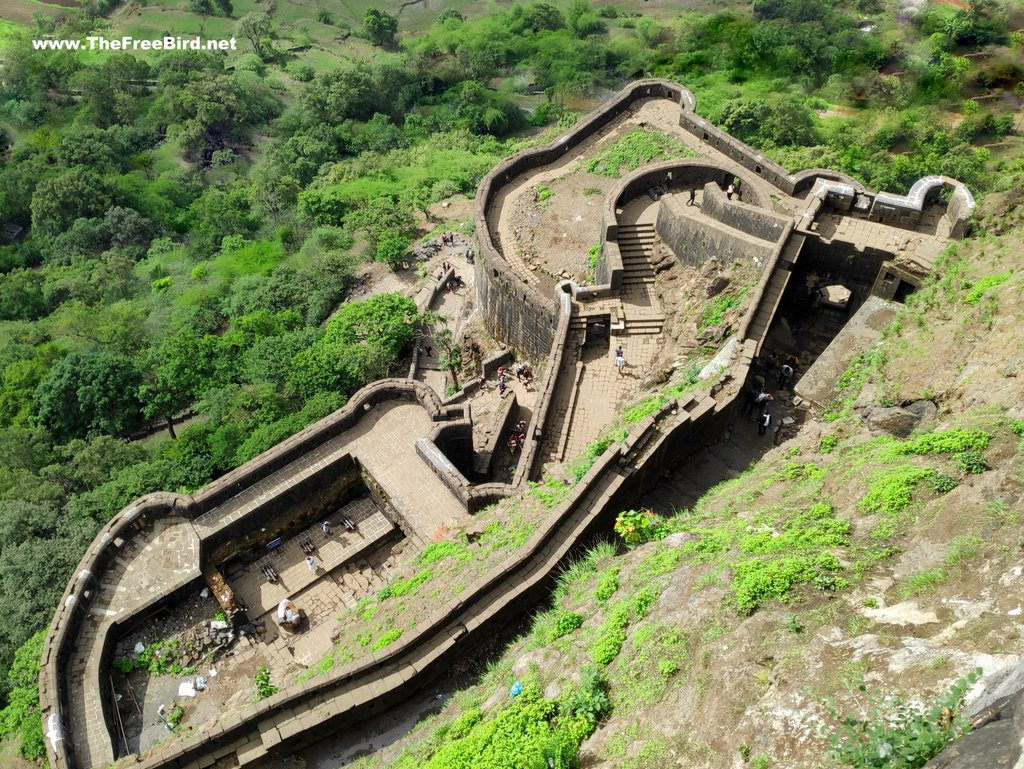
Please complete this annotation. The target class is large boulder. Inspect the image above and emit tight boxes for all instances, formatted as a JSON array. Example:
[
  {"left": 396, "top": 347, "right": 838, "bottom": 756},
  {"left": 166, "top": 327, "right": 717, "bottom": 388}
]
[{"left": 863, "top": 405, "right": 920, "bottom": 438}]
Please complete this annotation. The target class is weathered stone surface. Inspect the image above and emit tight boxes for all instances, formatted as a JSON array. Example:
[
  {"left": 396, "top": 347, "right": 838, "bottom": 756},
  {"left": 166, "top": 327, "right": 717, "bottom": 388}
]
[
  {"left": 706, "top": 275, "right": 731, "bottom": 297},
  {"left": 924, "top": 689, "right": 1024, "bottom": 768},
  {"left": 864, "top": 405, "right": 920, "bottom": 438},
  {"left": 905, "top": 398, "right": 938, "bottom": 427}
]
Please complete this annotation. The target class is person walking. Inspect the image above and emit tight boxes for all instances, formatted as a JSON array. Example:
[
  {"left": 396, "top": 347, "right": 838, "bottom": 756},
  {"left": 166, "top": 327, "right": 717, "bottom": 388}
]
[
  {"left": 306, "top": 555, "right": 318, "bottom": 572},
  {"left": 777, "top": 363, "right": 794, "bottom": 390},
  {"left": 726, "top": 183, "right": 735, "bottom": 200},
  {"left": 758, "top": 409, "right": 771, "bottom": 436},
  {"left": 687, "top": 187, "right": 696, "bottom": 206},
  {"left": 614, "top": 346, "right": 626, "bottom": 376}
]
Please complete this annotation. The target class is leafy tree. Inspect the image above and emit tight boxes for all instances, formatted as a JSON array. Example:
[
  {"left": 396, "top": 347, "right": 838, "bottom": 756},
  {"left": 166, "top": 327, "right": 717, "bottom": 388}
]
[
  {"left": 237, "top": 11, "right": 273, "bottom": 58},
  {"left": 0, "top": 630, "right": 46, "bottom": 760},
  {"left": 364, "top": 9, "right": 398, "bottom": 46},
  {"left": 717, "top": 96, "right": 819, "bottom": 148},
  {"left": 290, "top": 293, "right": 418, "bottom": 396},
  {"left": 137, "top": 330, "right": 224, "bottom": 438},
  {"left": 0, "top": 270, "right": 47, "bottom": 321},
  {"left": 35, "top": 351, "right": 144, "bottom": 438},
  {"left": 43, "top": 435, "right": 147, "bottom": 495},
  {"left": 30, "top": 168, "right": 113, "bottom": 237},
  {"left": 346, "top": 196, "right": 418, "bottom": 262}
]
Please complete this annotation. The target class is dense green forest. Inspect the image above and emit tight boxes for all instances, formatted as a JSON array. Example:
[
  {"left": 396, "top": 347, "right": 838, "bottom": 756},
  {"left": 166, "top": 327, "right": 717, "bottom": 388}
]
[{"left": 0, "top": 0, "right": 1021, "bottom": 760}]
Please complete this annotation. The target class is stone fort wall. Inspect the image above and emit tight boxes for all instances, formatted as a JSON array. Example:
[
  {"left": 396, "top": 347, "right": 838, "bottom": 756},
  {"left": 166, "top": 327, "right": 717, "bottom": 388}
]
[{"left": 44, "top": 75, "right": 978, "bottom": 769}]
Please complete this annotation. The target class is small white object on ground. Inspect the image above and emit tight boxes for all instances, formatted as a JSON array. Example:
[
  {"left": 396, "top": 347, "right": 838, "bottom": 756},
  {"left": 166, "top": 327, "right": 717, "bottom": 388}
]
[{"left": 178, "top": 681, "right": 197, "bottom": 698}]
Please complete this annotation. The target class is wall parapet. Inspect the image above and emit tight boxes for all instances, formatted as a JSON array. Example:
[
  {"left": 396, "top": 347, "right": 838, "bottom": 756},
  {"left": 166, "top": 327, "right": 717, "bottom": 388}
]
[{"left": 41, "top": 379, "right": 467, "bottom": 769}]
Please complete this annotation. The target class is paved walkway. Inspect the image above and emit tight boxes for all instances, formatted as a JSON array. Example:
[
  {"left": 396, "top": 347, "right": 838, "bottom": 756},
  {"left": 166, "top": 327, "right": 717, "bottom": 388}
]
[
  {"left": 414, "top": 247, "right": 476, "bottom": 396},
  {"left": 813, "top": 209, "right": 948, "bottom": 270}
]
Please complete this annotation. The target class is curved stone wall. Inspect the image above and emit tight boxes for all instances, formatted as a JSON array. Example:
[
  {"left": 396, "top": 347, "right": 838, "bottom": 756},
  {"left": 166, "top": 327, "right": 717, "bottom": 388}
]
[
  {"left": 473, "top": 79, "right": 691, "bottom": 359},
  {"left": 41, "top": 380, "right": 463, "bottom": 769},
  {"left": 45, "top": 75, "right": 979, "bottom": 769}
]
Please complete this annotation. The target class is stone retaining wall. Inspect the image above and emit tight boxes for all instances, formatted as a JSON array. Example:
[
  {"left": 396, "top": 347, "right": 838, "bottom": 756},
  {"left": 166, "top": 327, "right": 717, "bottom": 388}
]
[
  {"left": 41, "top": 380, "right": 463, "bottom": 769},
  {"left": 97, "top": 341, "right": 754, "bottom": 769},
  {"left": 656, "top": 192, "right": 778, "bottom": 269},
  {"left": 699, "top": 182, "right": 792, "bottom": 242}
]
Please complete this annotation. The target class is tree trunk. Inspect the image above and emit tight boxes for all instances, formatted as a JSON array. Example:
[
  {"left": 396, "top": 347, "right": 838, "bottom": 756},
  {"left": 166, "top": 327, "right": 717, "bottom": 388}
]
[{"left": 166, "top": 415, "right": 177, "bottom": 440}]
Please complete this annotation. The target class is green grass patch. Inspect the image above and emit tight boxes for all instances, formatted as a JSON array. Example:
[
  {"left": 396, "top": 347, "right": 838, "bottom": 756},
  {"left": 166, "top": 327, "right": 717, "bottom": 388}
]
[
  {"left": 532, "top": 610, "right": 585, "bottom": 646},
  {"left": 613, "top": 622, "right": 688, "bottom": 709},
  {"left": 586, "top": 128, "right": 697, "bottom": 178},
  {"left": 858, "top": 466, "right": 937, "bottom": 517},
  {"left": 395, "top": 673, "right": 608, "bottom": 769},
  {"left": 566, "top": 431, "right": 621, "bottom": 483},
  {"left": 963, "top": 272, "right": 1011, "bottom": 304},
  {"left": 624, "top": 395, "right": 668, "bottom": 424},
  {"left": 378, "top": 569, "right": 432, "bottom": 601},
  {"left": 594, "top": 568, "right": 620, "bottom": 604},
  {"left": 823, "top": 348, "right": 884, "bottom": 422},
  {"left": 697, "top": 287, "right": 749, "bottom": 331},
  {"left": 372, "top": 628, "right": 403, "bottom": 651},
  {"left": 418, "top": 541, "right": 471, "bottom": 564},
  {"left": 733, "top": 554, "right": 845, "bottom": 615},
  {"left": 590, "top": 602, "right": 631, "bottom": 665},
  {"left": 893, "top": 428, "right": 991, "bottom": 456},
  {"left": 527, "top": 475, "right": 571, "bottom": 509}
]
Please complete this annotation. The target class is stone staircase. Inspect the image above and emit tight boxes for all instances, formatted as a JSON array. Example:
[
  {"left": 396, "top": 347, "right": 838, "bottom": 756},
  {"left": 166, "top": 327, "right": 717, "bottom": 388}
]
[
  {"left": 744, "top": 233, "right": 805, "bottom": 347},
  {"left": 617, "top": 222, "right": 657, "bottom": 288}
]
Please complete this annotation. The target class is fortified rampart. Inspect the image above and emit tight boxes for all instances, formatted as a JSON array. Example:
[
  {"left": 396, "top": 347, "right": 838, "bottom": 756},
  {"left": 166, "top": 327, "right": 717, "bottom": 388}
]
[{"left": 44, "top": 77, "right": 976, "bottom": 769}]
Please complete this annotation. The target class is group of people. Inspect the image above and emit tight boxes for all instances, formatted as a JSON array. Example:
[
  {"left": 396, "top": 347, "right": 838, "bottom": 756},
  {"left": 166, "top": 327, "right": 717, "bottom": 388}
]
[
  {"left": 686, "top": 177, "right": 743, "bottom": 206},
  {"left": 742, "top": 351, "right": 801, "bottom": 437},
  {"left": 440, "top": 232, "right": 475, "bottom": 263},
  {"left": 507, "top": 419, "right": 528, "bottom": 454},
  {"left": 489, "top": 362, "right": 533, "bottom": 397},
  {"left": 614, "top": 345, "right": 626, "bottom": 375},
  {"left": 763, "top": 352, "right": 799, "bottom": 391}
]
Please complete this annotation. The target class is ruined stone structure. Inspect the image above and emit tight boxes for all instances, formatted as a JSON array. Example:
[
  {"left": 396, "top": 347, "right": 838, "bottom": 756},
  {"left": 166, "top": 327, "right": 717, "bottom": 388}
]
[{"left": 42, "top": 80, "right": 974, "bottom": 769}]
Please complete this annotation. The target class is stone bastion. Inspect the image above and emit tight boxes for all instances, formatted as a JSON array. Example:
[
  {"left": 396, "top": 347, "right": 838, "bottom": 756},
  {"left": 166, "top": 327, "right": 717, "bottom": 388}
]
[{"left": 41, "top": 79, "right": 974, "bottom": 769}]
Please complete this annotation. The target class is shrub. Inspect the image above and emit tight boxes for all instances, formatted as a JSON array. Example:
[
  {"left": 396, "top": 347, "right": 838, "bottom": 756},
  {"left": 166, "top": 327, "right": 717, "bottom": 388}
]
[
  {"left": 594, "top": 568, "right": 619, "bottom": 603},
  {"left": 252, "top": 666, "right": 278, "bottom": 702},
  {"left": 956, "top": 449, "right": 988, "bottom": 474},
  {"left": 631, "top": 586, "right": 660, "bottom": 618},
  {"left": 614, "top": 509, "right": 661, "bottom": 547},
  {"left": 824, "top": 669, "right": 981, "bottom": 768},
  {"left": 820, "top": 434, "right": 839, "bottom": 453}
]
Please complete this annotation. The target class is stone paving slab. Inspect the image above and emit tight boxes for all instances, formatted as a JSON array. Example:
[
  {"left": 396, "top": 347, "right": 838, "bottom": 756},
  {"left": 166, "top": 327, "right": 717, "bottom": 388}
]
[
  {"left": 814, "top": 212, "right": 945, "bottom": 269},
  {"left": 232, "top": 500, "right": 392, "bottom": 619}
]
